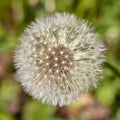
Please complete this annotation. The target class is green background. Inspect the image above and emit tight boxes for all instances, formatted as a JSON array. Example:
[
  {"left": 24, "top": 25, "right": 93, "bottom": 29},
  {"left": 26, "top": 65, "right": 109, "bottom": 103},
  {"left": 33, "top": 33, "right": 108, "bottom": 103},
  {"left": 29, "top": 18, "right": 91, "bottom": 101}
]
[{"left": 0, "top": 0, "right": 120, "bottom": 120}]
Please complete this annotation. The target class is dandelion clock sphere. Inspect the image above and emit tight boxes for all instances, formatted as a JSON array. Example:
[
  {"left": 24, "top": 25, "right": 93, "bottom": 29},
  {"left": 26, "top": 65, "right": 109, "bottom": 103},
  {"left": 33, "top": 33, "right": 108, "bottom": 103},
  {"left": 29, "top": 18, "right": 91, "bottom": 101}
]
[{"left": 14, "top": 13, "right": 106, "bottom": 106}]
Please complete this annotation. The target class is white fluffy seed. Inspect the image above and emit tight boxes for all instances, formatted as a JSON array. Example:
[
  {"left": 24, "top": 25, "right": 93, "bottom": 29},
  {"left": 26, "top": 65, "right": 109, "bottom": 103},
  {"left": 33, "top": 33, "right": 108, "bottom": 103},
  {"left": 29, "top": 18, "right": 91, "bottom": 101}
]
[{"left": 14, "top": 12, "right": 106, "bottom": 107}]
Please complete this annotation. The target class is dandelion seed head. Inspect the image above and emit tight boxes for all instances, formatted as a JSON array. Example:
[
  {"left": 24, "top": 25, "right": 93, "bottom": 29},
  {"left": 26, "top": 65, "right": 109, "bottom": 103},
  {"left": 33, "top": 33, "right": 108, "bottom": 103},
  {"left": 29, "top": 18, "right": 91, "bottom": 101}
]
[{"left": 14, "top": 13, "right": 106, "bottom": 106}]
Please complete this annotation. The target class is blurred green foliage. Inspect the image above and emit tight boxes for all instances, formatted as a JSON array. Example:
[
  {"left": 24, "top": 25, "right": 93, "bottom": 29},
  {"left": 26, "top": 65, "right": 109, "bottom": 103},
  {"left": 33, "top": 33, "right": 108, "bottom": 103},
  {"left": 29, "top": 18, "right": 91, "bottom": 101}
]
[{"left": 0, "top": 0, "right": 120, "bottom": 120}]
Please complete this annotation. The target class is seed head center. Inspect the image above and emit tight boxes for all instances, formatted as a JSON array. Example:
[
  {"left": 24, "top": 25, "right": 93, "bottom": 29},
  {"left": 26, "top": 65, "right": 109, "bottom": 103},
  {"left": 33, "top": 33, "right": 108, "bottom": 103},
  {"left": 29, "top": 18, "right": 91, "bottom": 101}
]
[{"left": 44, "top": 44, "right": 73, "bottom": 76}]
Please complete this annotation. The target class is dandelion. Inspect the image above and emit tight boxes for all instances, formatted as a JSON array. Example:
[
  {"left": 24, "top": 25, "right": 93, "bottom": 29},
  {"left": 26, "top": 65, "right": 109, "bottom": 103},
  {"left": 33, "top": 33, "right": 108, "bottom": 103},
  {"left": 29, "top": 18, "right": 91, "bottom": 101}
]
[{"left": 14, "top": 13, "right": 106, "bottom": 106}]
